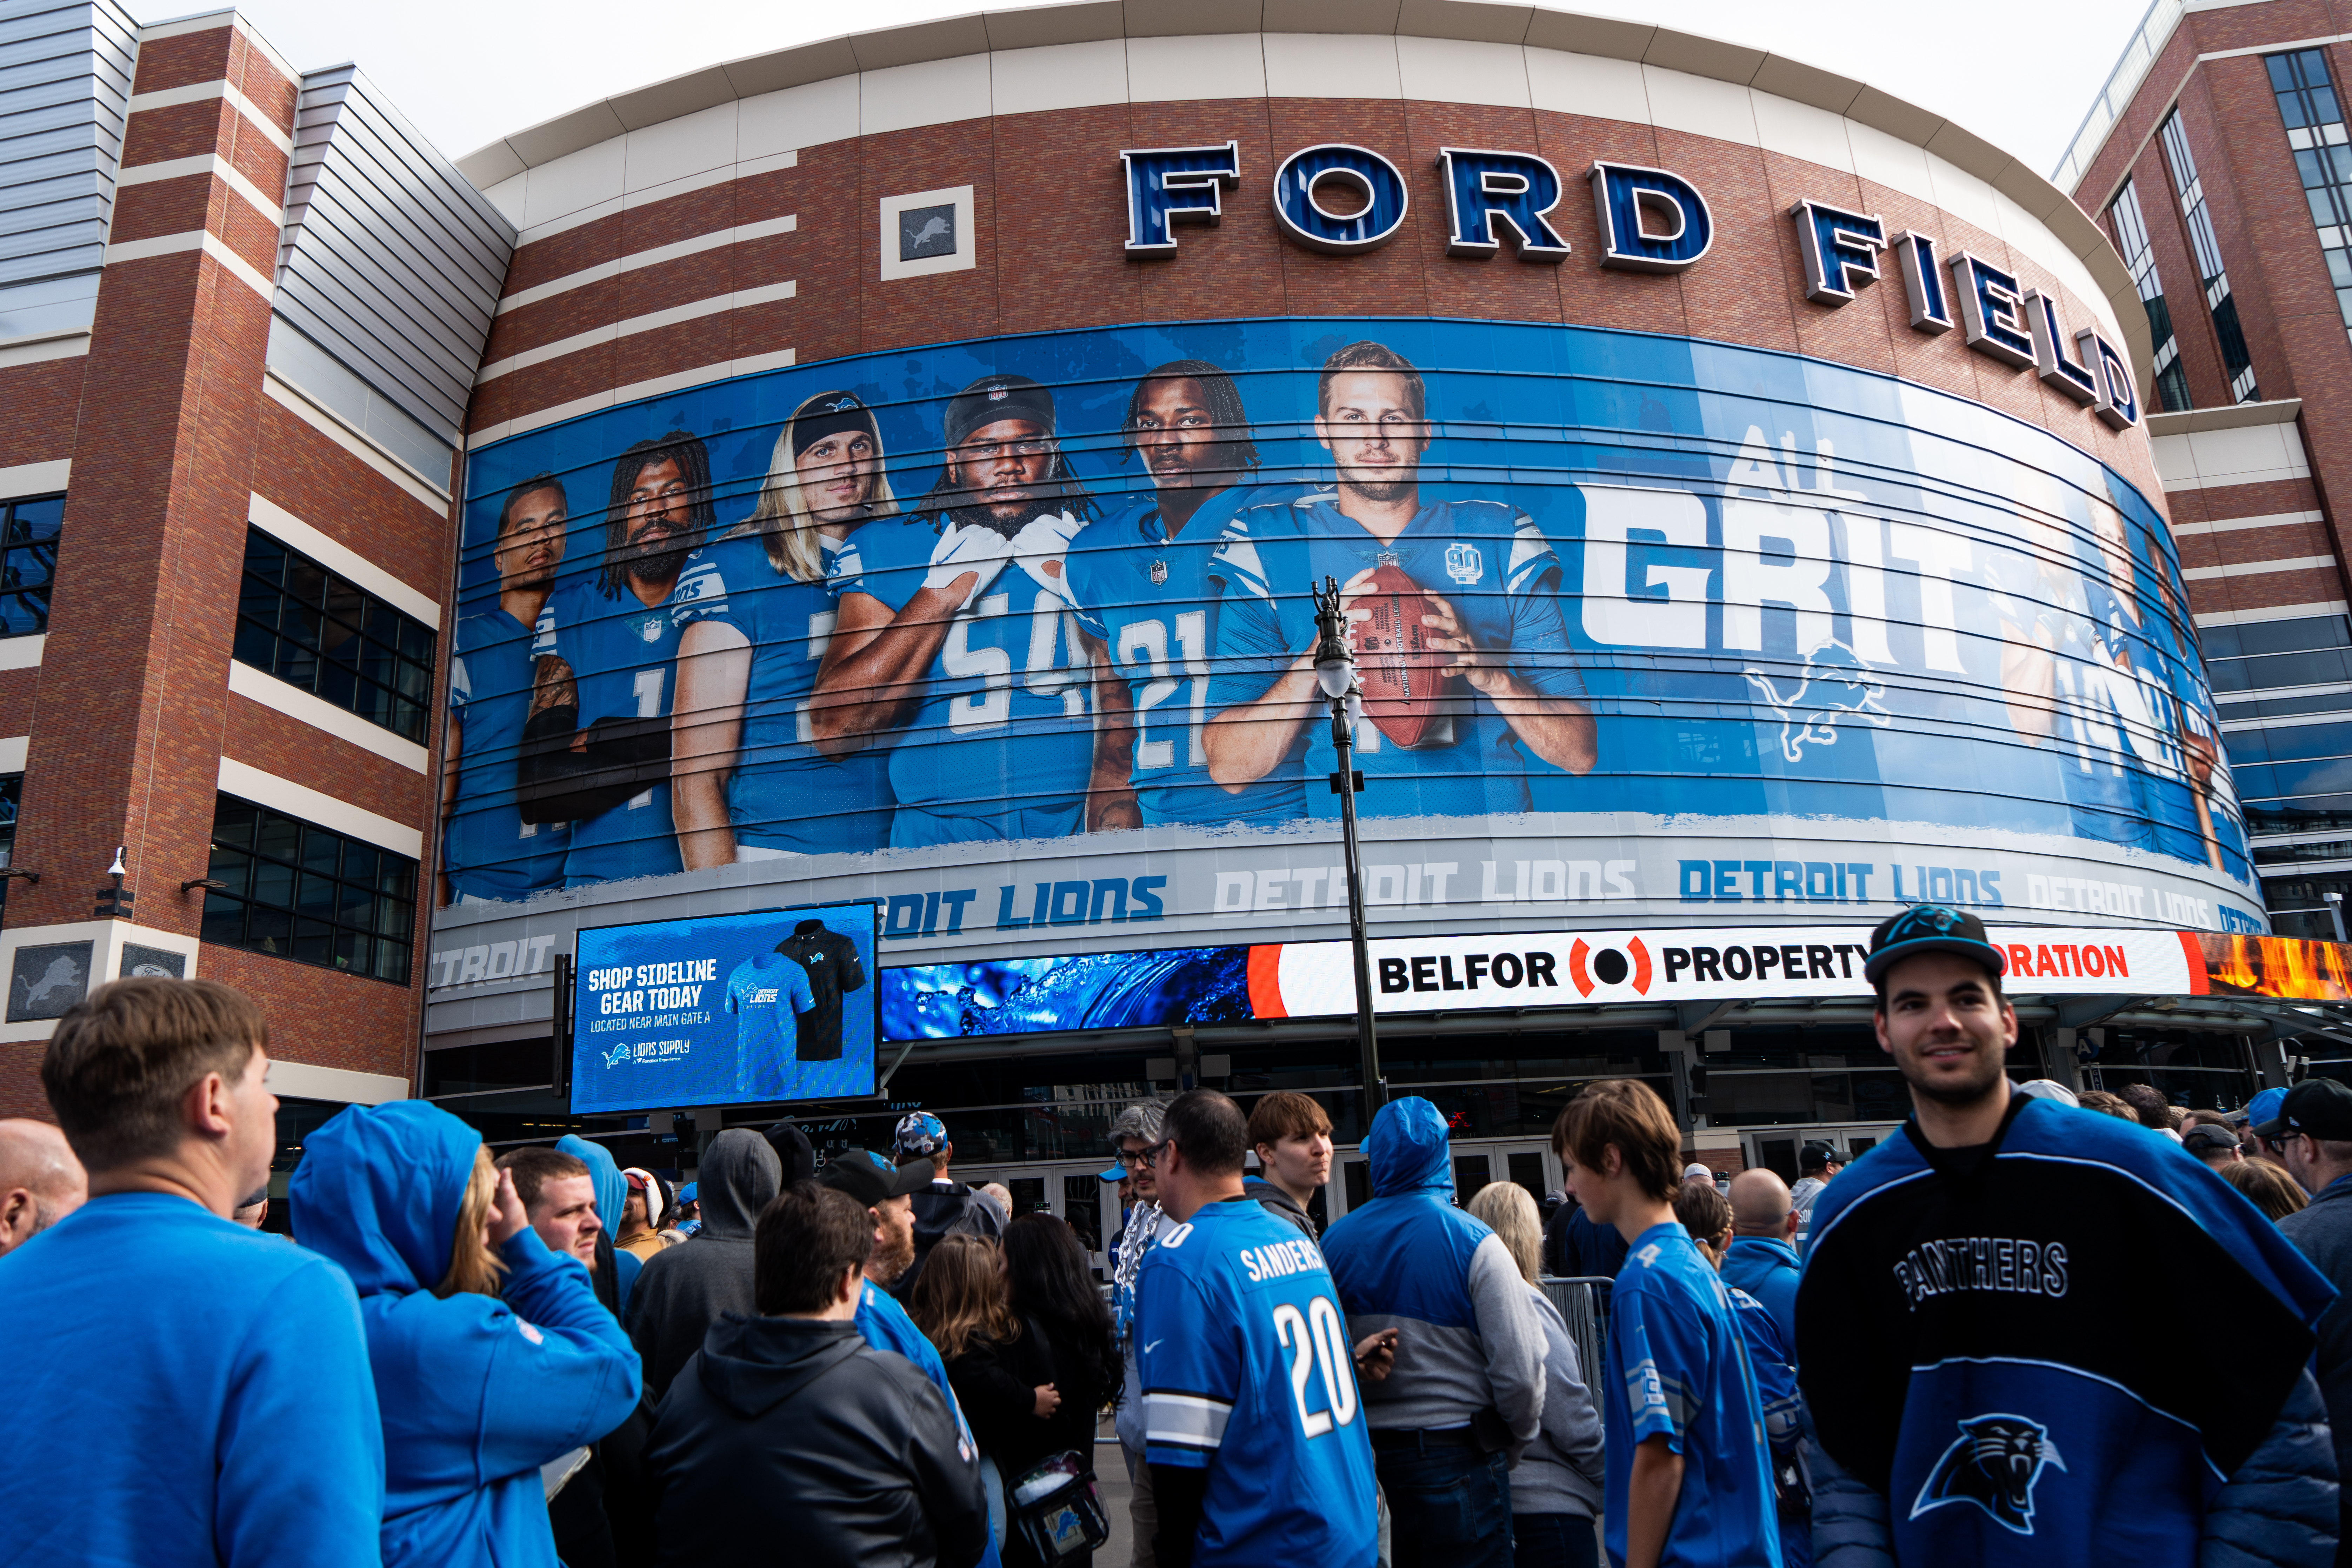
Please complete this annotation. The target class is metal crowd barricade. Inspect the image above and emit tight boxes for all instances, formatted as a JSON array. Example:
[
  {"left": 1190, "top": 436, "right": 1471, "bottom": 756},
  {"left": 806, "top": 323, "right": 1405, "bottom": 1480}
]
[{"left": 1538, "top": 1276, "right": 1612, "bottom": 1379}]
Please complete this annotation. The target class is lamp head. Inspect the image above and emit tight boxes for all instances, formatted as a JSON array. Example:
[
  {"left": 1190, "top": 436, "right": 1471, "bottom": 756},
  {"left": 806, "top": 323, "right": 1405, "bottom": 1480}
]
[{"left": 106, "top": 846, "right": 126, "bottom": 878}]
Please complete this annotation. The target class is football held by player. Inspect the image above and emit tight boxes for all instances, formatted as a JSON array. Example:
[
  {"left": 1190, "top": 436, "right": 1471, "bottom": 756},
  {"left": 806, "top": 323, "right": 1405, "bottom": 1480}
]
[
  {"left": 812, "top": 374, "right": 1135, "bottom": 847},
  {"left": 521, "top": 432, "right": 714, "bottom": 886},
  {"left": 1064, "top": 360, "right": 1305, "bottom": 829},
  {"left": 442, "top": 474, "right": 570, "bottom": 906},
  {"left": 668, "top": 391, "right": 899, "bottom": 867},
  {"left": 1205, "top": 341, "right": 1596, "bottom": 819}
]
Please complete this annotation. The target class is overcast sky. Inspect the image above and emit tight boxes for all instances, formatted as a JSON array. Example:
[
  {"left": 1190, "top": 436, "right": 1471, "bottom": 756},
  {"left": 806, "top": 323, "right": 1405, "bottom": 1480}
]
[{"left": 226, "top": 0, "right": 2154, "bottom": 181}]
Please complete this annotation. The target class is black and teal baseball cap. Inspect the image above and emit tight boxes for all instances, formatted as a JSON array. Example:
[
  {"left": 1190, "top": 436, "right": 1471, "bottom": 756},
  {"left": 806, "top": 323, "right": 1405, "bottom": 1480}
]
[{"left": 1863, "top": 904, "right": 2006, "bottom": 985}]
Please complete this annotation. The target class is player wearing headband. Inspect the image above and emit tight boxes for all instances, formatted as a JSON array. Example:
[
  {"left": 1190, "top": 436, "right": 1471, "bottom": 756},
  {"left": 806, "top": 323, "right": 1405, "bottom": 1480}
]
[
  {"left": 1062, "top": 360, "right": 1306, "bottom": 828},
  {"left": 813, "top": 374, "right": 1134, "bottom": 847},
  {"left": 668, "top": 391, "right": 900, "bottom": 863}
]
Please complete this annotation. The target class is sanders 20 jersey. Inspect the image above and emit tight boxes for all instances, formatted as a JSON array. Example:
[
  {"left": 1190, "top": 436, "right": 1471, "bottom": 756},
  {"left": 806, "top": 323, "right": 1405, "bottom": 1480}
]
[
  {"left": 1137, "top": 1197, "right": 1378, "bottom": 1568},
  {"left": 446, "top": 608, "right": 567, "bottom": 900},
  {"left": 533, "top": 575, "right": 687, "bottom": 886},
  {"left": 669, "top": 534, "right": 893, "bottom": 854},
  {"left": 840, "top": 514, "right": 1101, "bottom": 847},
  {"left": 723, "top": 949, "right": 815, "bottom": 1099},
  {"left": 1065, "top": 485, "right": 1305, "bottom": 828},
  {"left": 1211, "top": 491, "right": 1585, "bottom": 819}
]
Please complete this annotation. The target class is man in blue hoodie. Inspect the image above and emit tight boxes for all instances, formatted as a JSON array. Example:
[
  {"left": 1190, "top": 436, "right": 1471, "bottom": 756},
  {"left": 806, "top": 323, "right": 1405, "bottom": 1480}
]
[
  {"left": 292, "top": 1100, "right": 642, "bottom": 1568},
  {"left": 1322, "top": 1096, "right": 1545, "bottom": 1568},
  {"left": 1718, "top": 1169, "right": 1800, "bottom": 1354},
  {"left": 0, "top": 977, "right": 383, "bottom": 1567}
]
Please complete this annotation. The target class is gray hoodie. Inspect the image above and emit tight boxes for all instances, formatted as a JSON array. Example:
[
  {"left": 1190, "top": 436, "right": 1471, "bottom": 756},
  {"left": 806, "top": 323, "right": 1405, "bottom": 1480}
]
[
  {"left": 1508, "top": 1287, "right": 1605, "bottom": 1517},
  {"left": 626, "top": 1130, "right": 781, "bottom": 1401}
]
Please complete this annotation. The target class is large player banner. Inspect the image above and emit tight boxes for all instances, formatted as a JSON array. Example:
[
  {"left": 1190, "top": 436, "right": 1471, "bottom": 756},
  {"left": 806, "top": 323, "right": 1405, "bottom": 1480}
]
[{"left": 429, "top": 315, "right": 2260, "bottom": 1038}]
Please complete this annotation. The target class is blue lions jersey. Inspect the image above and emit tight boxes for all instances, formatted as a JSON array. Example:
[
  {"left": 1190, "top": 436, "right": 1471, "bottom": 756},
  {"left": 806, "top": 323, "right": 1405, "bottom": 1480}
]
[
  {"left": 670, "top": 534, "right": 893, "bottom": 854},
  {"left": 533, "top": 574, "right": 685, "bottom": 887},
  {"left": 1066, "top": 485, "right": 1305, "bottom": 828},
  {"left": 1137, "top": 1197, "right": 1378, "bottom": 1568},
  {"left": 724, "top": 949, "right": 815, "bottom": 1098},
  {"left": 1210, "top": 491, "right": 1585, "bottom": 819},
  {"left": 446, "top": 607, "right": 568, "bottom": 900},
  {"left": 1603, "top": 1222, "right": 1781, "bottom": 1568},
  {"left": 841, "top": 514, "right": 1100, "bottom": 847}
]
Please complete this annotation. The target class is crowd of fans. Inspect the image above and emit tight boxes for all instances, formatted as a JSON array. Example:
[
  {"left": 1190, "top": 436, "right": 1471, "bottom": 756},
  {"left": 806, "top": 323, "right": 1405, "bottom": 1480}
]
[{"left": 8, "top": 899, "right": 2352, "bottom": 1568}]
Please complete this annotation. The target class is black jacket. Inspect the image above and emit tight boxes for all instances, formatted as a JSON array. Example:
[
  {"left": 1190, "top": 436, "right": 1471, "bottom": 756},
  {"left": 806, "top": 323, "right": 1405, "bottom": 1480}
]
[
  {"left": 775, "top": 920, "right": 867, "bottom": 1062},
  {"left": 1243, "top": 1176, "right": 1316, "bottom": 1239},
  {"left": 647, "top": 1313, "right": 988, "bottom": 1568},
  {"left": 893, "top": 1180, "right": 1004, "bottom": 1301},
  {"left": 2279, "top": 1172, "right": 2352, "bottom": 1549}
]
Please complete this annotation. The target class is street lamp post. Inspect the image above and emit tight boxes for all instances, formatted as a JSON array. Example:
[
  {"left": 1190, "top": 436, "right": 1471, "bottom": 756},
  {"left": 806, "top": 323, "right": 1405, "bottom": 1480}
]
[{"left": 1311, "top": 575, "right": 1385, "bottom": 1119}]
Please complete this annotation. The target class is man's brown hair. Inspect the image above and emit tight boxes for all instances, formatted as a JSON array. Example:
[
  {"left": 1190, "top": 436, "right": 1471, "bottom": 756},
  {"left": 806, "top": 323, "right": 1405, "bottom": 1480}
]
[
  {"left": 495, "top": 1146, "right": 589, "bottom": 1209},
  {"left": 40, "top": 978, "right": 267, "bottom": 1173},
  {"left": 755, "top": 1183, "right": 874, "bottom": 1315},
  {"left": 1553, "top": 1079, "right": 1681, "bottom": 1203},
  {"left": 1247, "top": 1090, "right": 1331, "bottom": 1151},
  {"left": 1317, "top": 340, "right": 1425, "bottom": 420},
  {"left": 2077, "top": 1090, "right": 2138, "bottom": 1121}
]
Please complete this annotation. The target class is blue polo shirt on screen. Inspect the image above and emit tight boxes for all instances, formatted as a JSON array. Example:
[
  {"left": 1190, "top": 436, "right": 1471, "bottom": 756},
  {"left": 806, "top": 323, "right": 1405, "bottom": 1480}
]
[
  {"left": 1603, "top": 1220, "right": 1782, "bottom": 1568},
  {"left": 725, "top": 948, "right": 815, "bottom": 1097}
]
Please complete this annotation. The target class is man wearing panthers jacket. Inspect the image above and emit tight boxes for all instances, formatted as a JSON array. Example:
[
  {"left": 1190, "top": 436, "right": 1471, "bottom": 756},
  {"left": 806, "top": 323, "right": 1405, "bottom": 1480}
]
[{"left": 1798, "top": 905, "right": 2339, "bottom": 1568}]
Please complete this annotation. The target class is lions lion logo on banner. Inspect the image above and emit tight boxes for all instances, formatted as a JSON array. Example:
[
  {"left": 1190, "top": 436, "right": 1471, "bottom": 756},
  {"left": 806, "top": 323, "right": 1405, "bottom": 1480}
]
[{"left": 1743, "top": 641, "right": 1893, "bottom": 763}]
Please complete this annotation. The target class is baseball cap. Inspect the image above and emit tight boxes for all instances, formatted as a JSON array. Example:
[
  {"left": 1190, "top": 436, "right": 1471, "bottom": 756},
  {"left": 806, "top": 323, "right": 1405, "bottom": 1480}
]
[
  {"left": 677, "top": 1183, "right": 698, "bottom": 1203},
  {"left": 1099, "top": 1160, "right": 1127, "bottom": 1181},
  {"left": 1681, "top": 1162, "right": 1713, "bottom": 1182},
  {"left": 2181, "top": 1124, "right": 2241, "bottom": 1155},
  {"left": 894, "top": 1112, "right": 948, "bottom": 1158},
  {"left": 2013, "top": 1079, "right": 2080, "bottom": 1107},
  {"left": 817, "top": 1147, "right": 937, "bottom": 1207},
  {"left": 2255, "top": 1078, "right": 2352, "bottom": 1141},
  {"left": 1799, "top": 1141, "right": 1839, "bottom": 1172},
  {"left": 944, "top": 374, "right": 1058, "bottom": 449},
  {"left": 1863, "top": 904, "right": 2006, "bottom": 986},
  {"left": 2246, "top": 1087, "right": 2288, "bottom": 1130}
]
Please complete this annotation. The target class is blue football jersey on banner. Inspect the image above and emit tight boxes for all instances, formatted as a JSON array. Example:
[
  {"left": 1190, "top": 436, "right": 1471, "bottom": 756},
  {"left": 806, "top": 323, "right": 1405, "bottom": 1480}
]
[
  {"left": 670, "top": 534, "right": 893, "bottom": 854},
  {"left": 446, "top": 607, "right": 568, "bottom": 900},
  {"left": 1603, "top": 1222, "right": 1782, "bottom": 1568},
  {"left": 534, "top": 575, "right": 686, "bottom": 886},
  {"left": 841, "top": 515, "right": 1100, "bottom": 846},
  {"left": 1210, "top": 491, "right": 1585, "bottom": 819},
  {"left": 1137, "top": 1197, "right": 1378, "bottom": 1568},
  {"left": 724, "top": 949, "right": 815, "bottom": 1097},
  {"left": 1066, "top": 485, "right": 1305, "bottom": 828}
]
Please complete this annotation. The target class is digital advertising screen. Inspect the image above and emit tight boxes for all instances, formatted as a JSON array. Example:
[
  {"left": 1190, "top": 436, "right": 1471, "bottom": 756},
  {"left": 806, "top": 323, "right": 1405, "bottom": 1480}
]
[{"left": 569, "top": 902, "right": 878, "bottom": 1113}]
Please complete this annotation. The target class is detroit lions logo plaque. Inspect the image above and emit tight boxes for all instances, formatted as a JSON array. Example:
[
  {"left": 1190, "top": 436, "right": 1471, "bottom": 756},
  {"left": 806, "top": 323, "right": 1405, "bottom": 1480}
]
[{"left": 1910, "top": 1413, "right": 2065, "bottom": 1535}]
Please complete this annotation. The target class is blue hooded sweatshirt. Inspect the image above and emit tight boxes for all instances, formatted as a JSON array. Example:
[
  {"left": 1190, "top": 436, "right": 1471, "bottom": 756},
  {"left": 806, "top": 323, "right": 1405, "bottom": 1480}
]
[
  {"left": 558, "top": 1132, "right": 641, "bottom": 1314},
  {"left": 294, "top": 1101, "right": 643, "bottom": 1568},
  {"left": 0, "top": 1191, "right": 383, "bottom": 1567},
  {"left": 1321, "top": 1096, "right": 1545, "bottom": 1454}
]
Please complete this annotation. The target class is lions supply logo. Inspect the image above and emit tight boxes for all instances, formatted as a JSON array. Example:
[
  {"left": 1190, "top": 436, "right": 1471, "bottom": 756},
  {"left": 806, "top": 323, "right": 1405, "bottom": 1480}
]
[
  {"left": 1444, "top": 542, "right": 1483, "bottom": 585},
  {"left": 1742, "top": 641, "right": 1892, "bottom": 763},
  {"left": 1911, "top": 1414, "right": 2065, "bottom": 1535},
  {"left": 601, "top": 1042, "right": 631, "bottom": 1069}
]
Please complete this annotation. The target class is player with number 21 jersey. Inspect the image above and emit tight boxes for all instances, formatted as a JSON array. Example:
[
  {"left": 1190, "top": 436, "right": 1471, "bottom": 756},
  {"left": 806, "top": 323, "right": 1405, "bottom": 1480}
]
[{"left": 1138, "top": 1197, "right": 1378, "bottom": 1568}]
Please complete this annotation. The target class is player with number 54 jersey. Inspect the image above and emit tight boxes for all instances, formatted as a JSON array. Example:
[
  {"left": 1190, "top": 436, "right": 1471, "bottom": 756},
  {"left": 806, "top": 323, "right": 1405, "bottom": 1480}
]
[{"left": 1139, "top": 1181, "right": 1378, "bottom": 1566}]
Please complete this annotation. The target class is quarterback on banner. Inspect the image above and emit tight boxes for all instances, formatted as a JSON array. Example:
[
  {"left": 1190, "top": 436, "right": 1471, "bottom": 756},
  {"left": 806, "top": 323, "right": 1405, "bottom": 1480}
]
[{"left": 1205, "top": 340, "right": 1596, "bottom": 818}]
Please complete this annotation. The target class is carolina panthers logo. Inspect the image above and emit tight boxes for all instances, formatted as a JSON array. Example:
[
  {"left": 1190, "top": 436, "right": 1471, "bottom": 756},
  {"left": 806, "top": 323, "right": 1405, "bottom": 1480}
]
[
  {"left": 1910, "top": 1414, "right": 2065, "bottom": 1535},
  {"left": 1884, "top": 904, "right": 1966, "bottom": 943},
  {"left": 601, "top": 1042, "right": 631, "bottom": 1069},
  {"left": 1742, "top": 641, "right": 1892, "bottom": 763}
]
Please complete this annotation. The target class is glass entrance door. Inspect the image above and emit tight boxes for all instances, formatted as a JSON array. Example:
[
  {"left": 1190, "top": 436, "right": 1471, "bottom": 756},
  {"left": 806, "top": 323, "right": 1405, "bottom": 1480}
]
[{"left": 958, "top": 1159, "right": 1120, "bottom": 1279}]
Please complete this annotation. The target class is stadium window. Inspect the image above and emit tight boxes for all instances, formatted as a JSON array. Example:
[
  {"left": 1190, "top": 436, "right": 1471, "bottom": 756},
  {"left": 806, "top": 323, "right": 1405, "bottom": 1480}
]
[
  {"left": 2158, "top": 111, "right": 2260, "bottom": 403},
  {"left": 200, "top": 793, "right": 416, "bottom": 985},
  {"left": 0, "top": 495, "right": 61, "bottom": 636},
  {"left": 2106, "top": 182, "right": 2192, "bottom": 413},
  {"left": 0, "top": 771, "right": 19, "bottom": 912},
  {"left": 2268, "top": 49, "right": 2352, "bottom": 348},
  {"left": 233, "top": 526, "right": 436, "bottom": 743}
]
